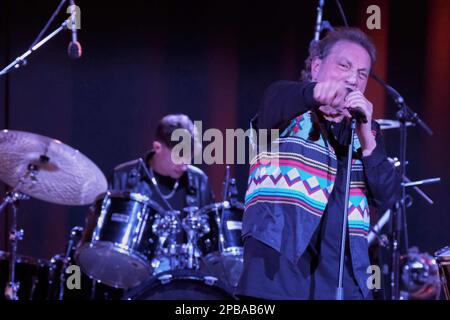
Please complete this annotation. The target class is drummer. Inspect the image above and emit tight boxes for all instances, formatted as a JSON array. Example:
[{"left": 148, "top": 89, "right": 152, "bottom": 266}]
[{"left": 109, "top": 113, "right": 215, "bottom": 215}]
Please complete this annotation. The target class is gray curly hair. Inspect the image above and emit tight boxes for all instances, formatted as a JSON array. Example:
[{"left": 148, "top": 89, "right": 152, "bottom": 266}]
[{"left": 301, "top": 27, "right": 377, "bottom": 81}]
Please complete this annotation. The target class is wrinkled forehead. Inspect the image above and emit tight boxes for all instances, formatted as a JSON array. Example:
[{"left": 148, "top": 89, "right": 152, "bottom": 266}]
[{"left": 327, "top": 40, "right": 372, "bottom": 68}]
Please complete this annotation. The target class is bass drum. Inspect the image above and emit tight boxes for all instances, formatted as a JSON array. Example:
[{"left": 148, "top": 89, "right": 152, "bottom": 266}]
[
  {"left": 48, "top": 254, "right": 123, "bottom": 300},
  {"left": 48, "top": 226, "right": 123, "bottom": 300},
  {"left": 122, "top": 269, "right": 236, "bottom": 300},
  {"left": 435, "top": 246, "right": 450, "bottom": 300},
  {"left": 0, "top": 251, "right": 50, "bottom": 300}
]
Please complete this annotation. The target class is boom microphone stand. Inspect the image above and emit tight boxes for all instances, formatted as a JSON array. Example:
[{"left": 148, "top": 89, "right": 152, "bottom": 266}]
[
  {"left": 0, "top": 20, "right": 71, "bottom": 76},
  {"left": 0, "top": 0, "right": 77, "bottom": 300}
]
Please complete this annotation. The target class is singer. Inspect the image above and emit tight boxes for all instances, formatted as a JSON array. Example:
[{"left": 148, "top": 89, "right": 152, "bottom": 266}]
[{"left": 236, "top": 27, "right": 401, "bottom": 300}]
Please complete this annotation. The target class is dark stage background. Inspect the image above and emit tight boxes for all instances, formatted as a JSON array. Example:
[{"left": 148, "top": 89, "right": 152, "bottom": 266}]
[{"left": 0, "top": 0, "right": 449, "bottom": 263}]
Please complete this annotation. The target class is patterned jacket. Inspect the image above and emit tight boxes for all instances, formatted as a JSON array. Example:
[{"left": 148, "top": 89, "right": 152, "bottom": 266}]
[{"left": 242, "top": 80, "right": 401, "bottom": 297}]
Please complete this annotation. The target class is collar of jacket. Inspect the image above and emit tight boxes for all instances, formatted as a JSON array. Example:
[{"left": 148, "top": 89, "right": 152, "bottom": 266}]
[{"left": 143, "top": 150, "right": 197, "bottom": 196}]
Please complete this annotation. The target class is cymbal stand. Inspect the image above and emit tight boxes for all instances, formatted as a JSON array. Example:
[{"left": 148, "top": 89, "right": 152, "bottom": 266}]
[{"left": 0, "top": 162, "right": 43, "bottom": 299}]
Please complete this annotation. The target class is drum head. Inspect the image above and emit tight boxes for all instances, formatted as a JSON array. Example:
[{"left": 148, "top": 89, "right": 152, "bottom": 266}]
[
  {"left": 76, "top": 242, "right": 151, "bottom": 289},
  {"left": 122, "top": 270, "right": 236, "bottom": 300},
  {"left": 201, "top": 252, "right": 243, "bottom": 290}
]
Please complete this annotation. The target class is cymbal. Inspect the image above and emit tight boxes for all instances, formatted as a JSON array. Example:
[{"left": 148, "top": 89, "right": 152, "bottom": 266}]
[
  {"left": 375, "top": 119, "right": 414, "bottom": 130},
  {"left": 0, "top": 130, "right": 107, "bottom": 206}
]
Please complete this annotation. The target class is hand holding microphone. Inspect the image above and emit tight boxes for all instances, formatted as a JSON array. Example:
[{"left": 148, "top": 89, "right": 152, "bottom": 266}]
[
  {"left": 313, "top": 80, "right": 351, "bottom": 121},
  {"left": 313, "top": 81, "right": 372, "bottom": 124},
  {"left": 344, "top": 88, "right": 371, "bottom": 124},
  {"left": 313, "top": 80, "right": 348, "bottom": 109}
]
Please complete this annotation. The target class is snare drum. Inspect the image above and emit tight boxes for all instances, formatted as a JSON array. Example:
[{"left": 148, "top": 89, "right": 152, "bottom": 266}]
[
  {"left": 0, "top": 251, "right": 50, "bottom": 300},
  {"left": 435, "top": 246, "right": 450, "bottom": 300},
  {"left": 122, "top": 269, "right": 236, "bottom": 300},
  {"left": 75, "top": 192, "right": 162, "bottom": 289}
]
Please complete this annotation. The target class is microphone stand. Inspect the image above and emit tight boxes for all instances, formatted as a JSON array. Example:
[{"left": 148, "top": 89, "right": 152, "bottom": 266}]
[
  {"left": 336, "top": 118, "right": 357, "bottom": 300},
  {"left": 309, "top": 0, "right": 355, "bottom": 300},
  {"left": 0, "top": 20, "right": 71, "bottom": 77},
  {"left": 371, "top": 74, "right": 434, "bottom": 300}
]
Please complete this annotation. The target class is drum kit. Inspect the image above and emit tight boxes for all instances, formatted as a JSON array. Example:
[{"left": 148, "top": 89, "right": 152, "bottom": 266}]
[{"left": 0, "top": 129, "right": 244, "bottom": 300}]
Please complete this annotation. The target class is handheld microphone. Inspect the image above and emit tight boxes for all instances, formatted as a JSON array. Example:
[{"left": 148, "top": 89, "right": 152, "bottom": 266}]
[
  {"left": 345, "top": 88, "right": 368, "bottom": 124},
  {"left": 348, "top": 108, "right": 368, "bottom": 124},
  {"left": 67, "top": 0, "right": 82, "bottom": 59}
]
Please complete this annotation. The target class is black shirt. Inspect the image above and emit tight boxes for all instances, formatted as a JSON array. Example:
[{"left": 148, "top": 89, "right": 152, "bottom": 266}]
[
  {"left": 152, "top": 170, "right": 187, "bottom": 212},
  {"left": 151, "top": 170, "right": 189, "bottom": 244}
]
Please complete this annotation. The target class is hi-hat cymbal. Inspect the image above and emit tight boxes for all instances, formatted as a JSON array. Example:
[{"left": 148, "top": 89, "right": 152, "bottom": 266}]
[
  {"left": 375, "top": 119, "right": 414, "bottom": 130},
  {"left": 0, "top": 130, "right": 107, "bottom": 206}
]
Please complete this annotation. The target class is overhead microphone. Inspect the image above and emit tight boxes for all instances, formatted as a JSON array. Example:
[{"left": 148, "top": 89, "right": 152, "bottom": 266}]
[{"left": 67, "top": 0, "right": 82, "bottom": 59}]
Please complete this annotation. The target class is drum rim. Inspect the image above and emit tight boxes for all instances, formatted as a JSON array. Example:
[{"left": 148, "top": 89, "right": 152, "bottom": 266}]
[
  {"left": 0, "top": 250, "right": 50, "bottom": 267},
  {"left": 75, "top": 241, "right": 152, "bottom": 289},
  {"left": 435, "top": 246, "right": 450, "bottom": 259},
  {"left": 101, "top": 190, "right": 165, "bottom": 213},
  {"left": 76, "top": 241, "right": 151, "bottom": 265},
  {"left": 122, "top": 269, "right": 236, "bottom": 300},
  {"left": 105, "top": 191, "right": 150, "bottom": 204},
  {"left": 202, "top": 248, "right": 243, "bottom": 258},
  {"left": 201, "top": 201, "right": 245, "bottom": 213}
]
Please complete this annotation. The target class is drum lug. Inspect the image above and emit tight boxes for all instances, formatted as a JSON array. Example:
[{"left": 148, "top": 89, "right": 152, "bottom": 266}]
[
  {"left": 158, "top": 274, "right": 173, "bottom": 285},
  {"left": 203, "top": 276, "right": 218, "bottom": 286},
  {"left": 4, "top": 281, "right": 21, "bottom": 300},
  {"left": 10, "top": 229, "right": 24, "bottom": 241}
]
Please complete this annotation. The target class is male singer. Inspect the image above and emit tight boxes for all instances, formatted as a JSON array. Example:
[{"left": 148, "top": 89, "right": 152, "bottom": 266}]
[{"left": 236, "top": 27, "right": 401, "bottom": 300}]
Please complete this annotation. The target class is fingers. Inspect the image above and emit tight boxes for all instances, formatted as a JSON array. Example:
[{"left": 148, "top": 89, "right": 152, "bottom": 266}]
[
  {"left": 345, "top": 91, "right": 373, "bottom": 119},
  {"left": 319, "top": 105, "right": 346, "bottom": 123},
  {"left": 313, "top": 81, "right": 348, "bottom": 108},
  {"left": 330, "top": 87, "right": 347, "bottom": 108},
  {"left": 318, "top": 105, "right": 338, "bottom": 116},
  {"left": 314, "top": 83, "right": 374, "bottom": 124}
]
